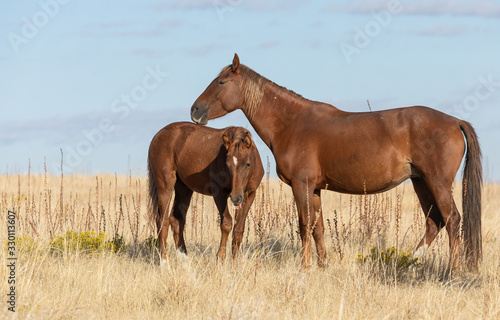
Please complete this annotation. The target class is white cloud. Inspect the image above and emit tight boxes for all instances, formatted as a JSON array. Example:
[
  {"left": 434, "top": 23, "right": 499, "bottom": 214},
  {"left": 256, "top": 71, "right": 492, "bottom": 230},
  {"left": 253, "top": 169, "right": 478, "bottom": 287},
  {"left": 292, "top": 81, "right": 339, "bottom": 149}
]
[
  {"left": 151, "top": 0, "right": 214, "bottom": 10},
  {"left": 132, "top": 48, "right": 172, "bottom": 58},
  {"left": 150, "top": 0, "right": 311, "bottom": 12},
  {"left": 112, "top": 28, "right": 167, "bottom": 37},
  {"left": 329, "top": 0, "right": 500, "bottom": 18},
  {"left": 185, "top": 43, "right": 221, "bottom": 56},
  {"left": 0, "top": 109, "right": 187, "bottom": 146},
  {"left": 99, "top": 21, "right": 134, "bottom": 29},
  {"left": 259, "top": 40, "right": 280, "bottom": 49},
  {"left": 412, "top": 24, "right": 469, "bottom": 36},
  {"left": 160, "top": 19, "right": 184, "bottom": 28}
]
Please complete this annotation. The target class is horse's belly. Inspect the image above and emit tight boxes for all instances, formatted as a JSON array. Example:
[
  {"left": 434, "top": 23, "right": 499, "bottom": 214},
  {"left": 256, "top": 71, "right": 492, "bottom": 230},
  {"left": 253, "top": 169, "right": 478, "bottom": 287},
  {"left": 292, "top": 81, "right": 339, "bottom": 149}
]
[
  {"left": 177, "top": 171, "right": 227, "bottom": 196},
  {"left": 177, "top": 174, "right": 204, "bottom": 194},
  {"left": 325, "top": 161, "right": 416, "bottom": 194}
]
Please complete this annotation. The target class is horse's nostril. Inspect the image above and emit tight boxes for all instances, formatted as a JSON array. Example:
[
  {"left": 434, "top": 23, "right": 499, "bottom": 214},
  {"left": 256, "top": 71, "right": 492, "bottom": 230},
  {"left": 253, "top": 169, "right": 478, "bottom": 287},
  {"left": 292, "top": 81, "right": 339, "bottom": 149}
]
[{"left": 192, "top": 105, "right": 198, "bottom": 113}]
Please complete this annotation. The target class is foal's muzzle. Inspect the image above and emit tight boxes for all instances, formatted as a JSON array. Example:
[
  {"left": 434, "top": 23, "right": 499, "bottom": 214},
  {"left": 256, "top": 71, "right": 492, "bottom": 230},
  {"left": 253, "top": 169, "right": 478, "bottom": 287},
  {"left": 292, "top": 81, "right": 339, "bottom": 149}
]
[{"left": 230, "top": 194, "right": 243, "bottom": 210}]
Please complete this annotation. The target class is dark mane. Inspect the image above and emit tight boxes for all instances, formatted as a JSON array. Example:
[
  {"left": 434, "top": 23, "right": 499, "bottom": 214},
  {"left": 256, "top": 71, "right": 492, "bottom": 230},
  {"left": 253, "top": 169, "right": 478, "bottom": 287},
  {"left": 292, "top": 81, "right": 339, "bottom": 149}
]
[{"left": 218, "top": 64, "right": 308, "bottom": 119}]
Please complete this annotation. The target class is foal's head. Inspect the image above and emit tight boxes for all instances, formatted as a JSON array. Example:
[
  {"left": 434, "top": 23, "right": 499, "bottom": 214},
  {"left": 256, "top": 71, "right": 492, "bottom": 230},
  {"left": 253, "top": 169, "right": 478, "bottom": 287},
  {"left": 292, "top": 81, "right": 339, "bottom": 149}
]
[
  {"left": 222, "top": 127, "right": 256, "bottom": 209},
  {"left": 192, "top": 53, "right": 263, "bottom": 124}
]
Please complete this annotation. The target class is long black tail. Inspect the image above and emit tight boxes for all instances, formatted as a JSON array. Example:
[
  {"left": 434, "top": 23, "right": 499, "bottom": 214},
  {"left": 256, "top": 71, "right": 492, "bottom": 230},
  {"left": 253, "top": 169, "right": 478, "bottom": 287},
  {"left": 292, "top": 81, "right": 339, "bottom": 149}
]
[{"left": 459, "top": 120, "right": 482, "bottom": 271}]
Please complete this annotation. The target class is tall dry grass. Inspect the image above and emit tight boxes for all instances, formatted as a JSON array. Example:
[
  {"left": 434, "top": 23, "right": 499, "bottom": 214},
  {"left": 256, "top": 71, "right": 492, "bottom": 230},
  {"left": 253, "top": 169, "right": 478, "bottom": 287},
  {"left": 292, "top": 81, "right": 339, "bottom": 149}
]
[{"left": 1, "top": 162, "right": 500, "bottom": 319}]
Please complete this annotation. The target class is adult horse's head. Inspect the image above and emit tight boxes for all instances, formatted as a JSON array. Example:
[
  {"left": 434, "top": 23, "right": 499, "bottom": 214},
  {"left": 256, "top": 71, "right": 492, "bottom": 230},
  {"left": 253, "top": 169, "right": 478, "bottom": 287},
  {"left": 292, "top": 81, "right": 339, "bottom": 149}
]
[
  {"left": 191, "top": 53, "right": 263, "bottom": 125},
  {"left": 222, "top": 127, "right": 256, "bottom": 210}
]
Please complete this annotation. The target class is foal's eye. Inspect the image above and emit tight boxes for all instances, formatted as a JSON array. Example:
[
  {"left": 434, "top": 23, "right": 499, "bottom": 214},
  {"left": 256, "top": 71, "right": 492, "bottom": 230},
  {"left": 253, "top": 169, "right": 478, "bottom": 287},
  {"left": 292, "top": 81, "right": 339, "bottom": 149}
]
[
  {"left": 245, "top": 163, "right": 251, "bottom": 168},
  {"left": 218, "top": 80, "right": 226, "bottom": 85}
]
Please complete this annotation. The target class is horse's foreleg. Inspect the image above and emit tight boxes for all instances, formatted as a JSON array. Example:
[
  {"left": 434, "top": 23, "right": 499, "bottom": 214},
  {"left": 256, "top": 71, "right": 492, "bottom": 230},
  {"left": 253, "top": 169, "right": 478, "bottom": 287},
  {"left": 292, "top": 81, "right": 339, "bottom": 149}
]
[
  {"left": 231, "top": 190, "right": 256, "bottom": 258},
  {"left": 312, "top": 190, "right": 327, "bottom": 267},
  {"left": 292, "top": 181, "right": 325, "bottom": 269}
]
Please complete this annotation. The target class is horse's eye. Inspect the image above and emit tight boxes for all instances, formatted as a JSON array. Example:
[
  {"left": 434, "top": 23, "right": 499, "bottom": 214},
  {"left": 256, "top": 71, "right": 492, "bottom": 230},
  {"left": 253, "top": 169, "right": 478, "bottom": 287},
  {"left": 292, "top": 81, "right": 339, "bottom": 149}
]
[
  {"left": 245, "top": 163, "right": 251, "bottom": 168},
  {"left": 218, "top": 80, "right": 226, "bottom": 85}
]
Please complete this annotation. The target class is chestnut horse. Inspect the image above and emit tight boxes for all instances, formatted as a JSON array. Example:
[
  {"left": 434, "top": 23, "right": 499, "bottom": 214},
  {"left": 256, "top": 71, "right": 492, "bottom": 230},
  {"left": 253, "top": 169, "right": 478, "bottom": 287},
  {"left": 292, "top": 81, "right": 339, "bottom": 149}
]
[
  {"left": 148, "top": 122, "right": 264, "bottom": 263},
  {"left": 191, "top": 54, "right": 482, "bottom": 271}
]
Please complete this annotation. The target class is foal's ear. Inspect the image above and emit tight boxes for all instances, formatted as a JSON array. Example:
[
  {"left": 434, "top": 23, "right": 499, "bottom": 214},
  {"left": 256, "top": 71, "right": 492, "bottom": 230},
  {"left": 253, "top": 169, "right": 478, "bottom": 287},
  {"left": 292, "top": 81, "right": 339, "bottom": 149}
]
[
  {"left": 243, "top": 133, "right": 252, "bottom": 148},
  {"left": 232, "top": 53, "right": 240, "bottom": 74},
  {"left": 222, "top": 134, "right": 231, "bottom": 150}
]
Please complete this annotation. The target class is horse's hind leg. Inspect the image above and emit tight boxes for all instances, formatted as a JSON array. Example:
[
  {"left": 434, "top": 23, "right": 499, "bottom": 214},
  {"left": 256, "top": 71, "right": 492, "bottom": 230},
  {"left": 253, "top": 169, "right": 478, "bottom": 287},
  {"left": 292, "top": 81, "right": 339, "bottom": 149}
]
[
  {"left": 412, "top": 176, "right": 461, "bottom": 271},
  {"left": 170, "top": 180, "right": 193, "bottom": 255},
  {"left": 427, "top": 180, "right": 461, "bottom": 271},
  {"left": 411, "top": 177, "right": 444, "bottom": 257},
  {"left": 156, "top": 172, "right": 176, "bottom": 264},
  {"left": 410, "top": 121, "right": 465, "bottom": 271}
]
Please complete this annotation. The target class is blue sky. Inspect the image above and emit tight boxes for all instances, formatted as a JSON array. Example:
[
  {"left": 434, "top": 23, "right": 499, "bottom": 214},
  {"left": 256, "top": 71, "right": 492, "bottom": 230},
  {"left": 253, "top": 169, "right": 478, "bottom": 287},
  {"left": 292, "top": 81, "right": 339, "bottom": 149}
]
[{"left": 1, "top": 0, "right": 500, "bottom": 181}]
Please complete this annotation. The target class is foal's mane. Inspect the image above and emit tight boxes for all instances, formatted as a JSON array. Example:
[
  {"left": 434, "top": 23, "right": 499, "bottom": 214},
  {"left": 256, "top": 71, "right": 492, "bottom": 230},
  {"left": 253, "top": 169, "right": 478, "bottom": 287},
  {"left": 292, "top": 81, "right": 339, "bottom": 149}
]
[
  {"left": 218, "top": 64, "right": 307, "bottom": 119},
  {"left": 223, "top": 126, "right": 253, "bottom": 154}
]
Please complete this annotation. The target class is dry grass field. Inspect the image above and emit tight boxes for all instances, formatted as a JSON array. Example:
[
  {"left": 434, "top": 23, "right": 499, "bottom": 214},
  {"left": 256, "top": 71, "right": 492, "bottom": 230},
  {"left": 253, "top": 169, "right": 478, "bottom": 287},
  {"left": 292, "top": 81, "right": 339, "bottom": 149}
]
[{"left": 1, "top": 164, "right": 500, "bottom": 319}]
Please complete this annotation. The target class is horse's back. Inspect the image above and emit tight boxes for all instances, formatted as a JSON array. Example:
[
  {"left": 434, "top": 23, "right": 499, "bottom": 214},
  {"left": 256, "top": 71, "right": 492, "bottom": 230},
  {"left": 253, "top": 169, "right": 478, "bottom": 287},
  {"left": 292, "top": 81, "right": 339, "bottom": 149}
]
[
  {"left": 149, "top": 122, "right": 223, "bottom": 157},
  {"left": 284, "top": 105, "right": 464, "bottom": 193}
]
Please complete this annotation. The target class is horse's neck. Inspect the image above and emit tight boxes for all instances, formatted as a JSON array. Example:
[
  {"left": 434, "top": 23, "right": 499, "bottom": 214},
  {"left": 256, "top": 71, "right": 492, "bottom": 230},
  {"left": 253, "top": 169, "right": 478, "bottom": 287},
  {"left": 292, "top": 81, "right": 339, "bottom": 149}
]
[{"left": 243, "top": 82, "right": 315, "bottom": 151}]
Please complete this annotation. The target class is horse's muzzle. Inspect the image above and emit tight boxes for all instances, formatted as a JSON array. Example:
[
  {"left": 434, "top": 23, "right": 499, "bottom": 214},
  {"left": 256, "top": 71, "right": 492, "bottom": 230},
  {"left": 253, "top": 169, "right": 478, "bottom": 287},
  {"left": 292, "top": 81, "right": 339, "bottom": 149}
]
[{"left": 191, "top": 104, "right": 208, "bottom": 125}]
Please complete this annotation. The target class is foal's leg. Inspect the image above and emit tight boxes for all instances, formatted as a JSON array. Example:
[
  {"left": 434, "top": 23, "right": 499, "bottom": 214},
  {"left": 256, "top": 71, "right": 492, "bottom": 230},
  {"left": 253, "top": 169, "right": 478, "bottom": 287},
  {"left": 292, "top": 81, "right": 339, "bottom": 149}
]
[
  {"left": 169, "top": 180, "right": 193, "bottom": 255},
  {"left": 231, "top": 190, "right": 256, "bottom": 258},
  {"left": 291, "top": 181, "right": 327, "bottom": 268},
  {"left": 214, "top": 194, "right": 232, "bottom": 260}
]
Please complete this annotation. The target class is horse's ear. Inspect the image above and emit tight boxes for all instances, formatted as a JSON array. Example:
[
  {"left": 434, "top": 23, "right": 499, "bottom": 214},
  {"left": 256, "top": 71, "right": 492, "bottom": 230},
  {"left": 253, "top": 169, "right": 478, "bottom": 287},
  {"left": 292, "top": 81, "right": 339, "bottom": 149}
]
[
  {"left": 232, "top": 53, "right": 240, "bottom": 74},
  {"left": 243, "top": 133, "right": 252, "bottom": 148},
  {"left": 222, "top": 134, "right": 231, "bottom": 150}
]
